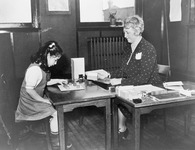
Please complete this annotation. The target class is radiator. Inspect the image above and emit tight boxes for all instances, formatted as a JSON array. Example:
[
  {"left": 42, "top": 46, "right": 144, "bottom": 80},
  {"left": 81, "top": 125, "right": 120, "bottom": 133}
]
[{"left": 88, "top": 36, "right": 126, "bottom": 72}]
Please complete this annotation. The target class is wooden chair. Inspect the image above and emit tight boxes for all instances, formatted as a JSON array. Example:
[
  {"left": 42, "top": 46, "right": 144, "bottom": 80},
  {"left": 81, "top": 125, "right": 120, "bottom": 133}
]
[
  {"left": 154, "top": 64, "right": 192, "bottom": 135},
  {"left": 0, "top": 73, "right": 12, "bottom": 146},
  {"left": 13, "top": 117, "right": 52, "bottom": 150},
  {"left": 158, "top": 64, "right": 170, "bottom": 82},
  {"left": 0, "top": 114, "right": 12, "bottom": 145},
  {"left": 158, "top": 64, "right": 170, "bottom": 131},
  {"left": 185, "top": 105, "right": 195, "bottom": 135},
  {"left": 0, "top": 73, "right": 53, "bottom": 150},
  {"left": 145, "top": 64, "right": 170, "bottom": 131},
  {"left": 157, "top": 65, "right": 193, "bottom": 135}
]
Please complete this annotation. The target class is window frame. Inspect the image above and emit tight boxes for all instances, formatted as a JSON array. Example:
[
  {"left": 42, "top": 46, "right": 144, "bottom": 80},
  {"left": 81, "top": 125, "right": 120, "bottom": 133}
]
[
  {"left": 76, "top": 0, "right": 109, "bottom": 28},
  {"left": 0, "top": 0, "right": 39, "bottom": 30},
  {"left": 76, "top": 0, "right": 143, "bottom": 29}
]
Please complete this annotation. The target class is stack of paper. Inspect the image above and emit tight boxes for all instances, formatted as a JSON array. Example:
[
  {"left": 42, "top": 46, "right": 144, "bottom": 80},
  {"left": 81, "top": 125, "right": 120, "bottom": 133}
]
[
  {"left": 163, "top": 81, "right": 195, "bottom": 96},
  {"left": 110, "top": 78, "right": 122, "bottom": 85},
  {"left": 47, "top": 79, "right": 68, "bottom": 86},
  {"left": 163, "top": 81, "right": 184, "bottom": 91},
  {"left": 85, "top": 69, "right": 110, "bottom": 80},
  {"left": 116, "top": 85, "right": 134, "bottom": 97},
  {"left": 57, "top": 82, "right": 85, "bottom": 92},
  {"left": 116, "top": 84, "right": 166, "bottom": 100},
  {"left": 85, "top": 69, "right": 121, "bottom": 86},
  {"left": 133, "top": 84, "right": 166, "bottom": 94},
  {"left": 85, "top": 71, "right": 98, "bottom": 80}
]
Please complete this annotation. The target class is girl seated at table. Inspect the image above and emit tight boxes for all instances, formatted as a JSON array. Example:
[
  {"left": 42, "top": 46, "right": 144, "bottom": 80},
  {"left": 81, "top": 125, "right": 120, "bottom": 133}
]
[{"left": 15, "top": 41, "right": 72, "bottom": 149}]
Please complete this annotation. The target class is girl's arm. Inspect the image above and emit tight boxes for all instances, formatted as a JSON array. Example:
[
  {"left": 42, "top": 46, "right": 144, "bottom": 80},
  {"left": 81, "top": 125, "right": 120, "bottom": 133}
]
[
  {"left": 26, "top": 88, "right": 51, "bottom": 104},
  {"left": 47, "top": 79, "right": 68, "bottom": 86}
]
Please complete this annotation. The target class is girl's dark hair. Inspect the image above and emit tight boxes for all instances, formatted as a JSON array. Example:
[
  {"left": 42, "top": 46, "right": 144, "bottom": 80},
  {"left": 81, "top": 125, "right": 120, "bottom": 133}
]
[{"left": 30, "top": 41, "right": 63, "bottom": 72}]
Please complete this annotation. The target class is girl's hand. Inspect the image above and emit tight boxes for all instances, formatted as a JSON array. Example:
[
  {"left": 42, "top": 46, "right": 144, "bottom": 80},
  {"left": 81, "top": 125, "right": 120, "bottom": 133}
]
[{"left": 47, "top": 79, "right": 68, "bottom": 86}]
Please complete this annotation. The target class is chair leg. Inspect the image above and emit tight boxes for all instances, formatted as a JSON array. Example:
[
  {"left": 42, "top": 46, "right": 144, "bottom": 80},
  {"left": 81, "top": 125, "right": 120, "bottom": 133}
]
[
  {"left": 0, "top": 115, "right": 12, "bottom": 145},
  {"left": 79, "top": 115, "right": 84, "bottom": 126},
  {"left": 184, "top": 109, "right": 191, "bottom": 135},
  {"left": 163, "top": 109, "right": 167, "bottom": 132},
  {"left": 78, "top": 108, "right": 85, "bottom": 126},
  {"left": 45, "top": 117, "right": 53, "bottom": 150}
]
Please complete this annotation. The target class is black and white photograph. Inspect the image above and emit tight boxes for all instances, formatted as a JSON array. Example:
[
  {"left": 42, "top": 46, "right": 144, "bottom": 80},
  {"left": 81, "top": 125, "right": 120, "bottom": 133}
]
[{"left": 1, "top": 0, "right": 195, "bottom": 150}]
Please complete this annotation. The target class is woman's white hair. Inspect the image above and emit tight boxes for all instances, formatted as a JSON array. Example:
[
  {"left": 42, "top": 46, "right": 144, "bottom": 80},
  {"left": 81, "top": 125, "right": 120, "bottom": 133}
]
[{"left": 124, "top": 15, "right": 144, "bottom": 35}]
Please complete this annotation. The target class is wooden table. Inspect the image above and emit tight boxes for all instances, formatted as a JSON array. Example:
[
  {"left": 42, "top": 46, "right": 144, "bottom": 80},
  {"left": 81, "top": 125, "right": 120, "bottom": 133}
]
[
  {"left": 112, "top": 81, "right": 195, "bottom": 150},
  {"left": 47, "top": 81, "right": 115, "bottom": 150}
]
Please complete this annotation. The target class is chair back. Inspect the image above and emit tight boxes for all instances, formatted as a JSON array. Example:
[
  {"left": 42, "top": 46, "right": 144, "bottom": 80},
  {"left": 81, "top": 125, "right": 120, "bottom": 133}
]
[
  {"left": 157, "top": 64, "right": 170, "bottom": 82},
  {"left": 0, "top": 74, "right": 8, "bottom": 112}
]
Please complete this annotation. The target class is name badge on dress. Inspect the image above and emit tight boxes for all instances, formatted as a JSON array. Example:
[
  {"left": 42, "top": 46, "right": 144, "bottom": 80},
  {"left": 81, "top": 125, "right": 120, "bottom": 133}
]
[{"left": 135, "top": 52, "right": 142, "bottom": 60}]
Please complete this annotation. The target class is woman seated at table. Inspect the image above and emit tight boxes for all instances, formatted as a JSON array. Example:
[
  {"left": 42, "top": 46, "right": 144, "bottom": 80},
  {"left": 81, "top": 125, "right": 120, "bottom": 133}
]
[{"left": 98, "top": 15, "right": 162, "bottom": 141}]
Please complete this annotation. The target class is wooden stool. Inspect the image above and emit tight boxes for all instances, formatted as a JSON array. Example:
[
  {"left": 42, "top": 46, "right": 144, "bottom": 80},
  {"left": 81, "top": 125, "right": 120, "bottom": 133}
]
[{"left": 13, "top": 117, "right": 52, "bottom": 150}]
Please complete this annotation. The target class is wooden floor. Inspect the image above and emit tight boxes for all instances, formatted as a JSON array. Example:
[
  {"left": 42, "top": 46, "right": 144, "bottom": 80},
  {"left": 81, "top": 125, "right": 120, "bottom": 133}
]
[{"left": 1, "top": 106, "right": 195, "bottom": 150}]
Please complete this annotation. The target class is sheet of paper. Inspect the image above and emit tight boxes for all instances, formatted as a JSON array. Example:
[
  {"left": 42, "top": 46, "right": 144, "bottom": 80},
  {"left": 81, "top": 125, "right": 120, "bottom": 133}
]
[
  {"left": 116, "top": 84, "right": 166, "bottom": 100},
  {"left": 96, "top": 78, "right": 111, "bottom": 84},
  {"left": 110, "top": 78, "right": 122, "bottom": 85},
  {"left": 85, "top": 69, "right": 110, "bottom": 80},
  {"left": 163, "top": 81, "right": 183, "bottom": 86},
  {"left": 133, "top": 84, "right": 165, "bottom": 94},
  {"left": 47, "top": 79, "right": 68, "bottom": 86},
  {"left": 169, "top": 0, "right": 182, "bottom": 22},
  {"left": 164, "top": 85, "right": 184, "bottom": 91},
  {"left": 57, "top": 83, "right": 85, "bottom": 92},
  {"left": 85, "top": 72, "right": 98, "bottom": 80},
  {"left": 163, "top": 81, "right": 184, "bottom": 91},
  {"left": 153, "top": 91, "right": 182, "bottom": 101}
]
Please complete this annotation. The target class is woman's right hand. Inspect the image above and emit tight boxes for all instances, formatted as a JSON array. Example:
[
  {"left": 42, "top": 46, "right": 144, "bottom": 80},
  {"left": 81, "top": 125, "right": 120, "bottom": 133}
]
[{"left": 97, "top": 71, "right": 111, "bottom": 80}]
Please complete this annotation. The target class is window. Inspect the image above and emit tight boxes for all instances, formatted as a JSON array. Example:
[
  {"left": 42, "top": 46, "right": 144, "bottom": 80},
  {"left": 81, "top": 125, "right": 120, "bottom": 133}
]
[
  {"left": 0, "top": 0, "right": 39, "bottom": 29},
  {"left": 190, "top": 0, "right": 195, "bottom": 24},
  {"left": 76, "top": 0, "right": 136, "bottom": 27}
]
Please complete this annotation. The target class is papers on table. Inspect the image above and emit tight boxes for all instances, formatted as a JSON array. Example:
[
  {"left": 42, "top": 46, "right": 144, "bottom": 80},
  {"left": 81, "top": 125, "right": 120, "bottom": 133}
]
[
  {"left": 116, "top": 84, "right": 166, "bottom": 100},
  {"left": 163, "top": 81, "right": 184, "bottom": 91},
  {"left": 47, "top": 79, "right": 68, "bottom": 86},
  {"left": 163, "top": 81, "right": 187, "bottom": 95},
  {"left": 57, "top": 82, "right": 85, "bottom": 92},
  {"left": 110, "top": 78, "right": 122, "bottom": 86},
  {"left": 152, "top": 91, "right": 181, "bottom": 101},
  {"left": 163, "top": 81, "right": 195, "bottom": 96},
  {"left": 133, "top": 84, "right": 166, "bottom": 94},
  {"left": 85, "top": 69, "right": 110, "bottom": 80},
  {"left": 178, "top": 89, "right": 192, "bottom": 97},
  {"left": 47, "top": 79, "right": 85, "bottom": 92},
  {"left": 85, "top": 69, "right": 121, "bottom": 86}
]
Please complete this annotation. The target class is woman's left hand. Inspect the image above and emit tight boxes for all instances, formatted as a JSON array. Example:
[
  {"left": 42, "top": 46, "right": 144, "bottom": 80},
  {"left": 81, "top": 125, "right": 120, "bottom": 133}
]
[
  {"left": 110, "top": 78, "right": 122, "bottom": 85},
  {"left": 97, "top": 71, "right": 111, "bottom": 80}
]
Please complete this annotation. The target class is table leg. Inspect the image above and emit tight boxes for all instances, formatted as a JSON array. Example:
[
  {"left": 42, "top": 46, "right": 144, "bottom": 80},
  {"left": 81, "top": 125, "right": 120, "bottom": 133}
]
[
  {"left": 112, "top": 100, "right": 118, "bottom": 150},
  {"left": 132, "top": 109, "right": 141, "bottom": 150},
  {"left": 184, "top": 109, "right": 191, "bottom": 135},
  {"left": 57, "top": 106, "right": 66, "bottom": 150},
  {"left": 105, "top": 99, "right": 111, "bottom": 150}
]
